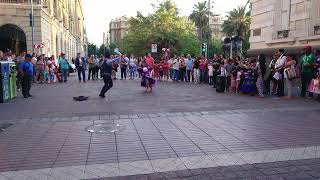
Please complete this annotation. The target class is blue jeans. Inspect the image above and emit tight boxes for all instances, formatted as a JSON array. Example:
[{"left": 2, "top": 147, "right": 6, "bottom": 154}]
[
  {"left": 173, "top": 69, "right": 179, "bottom": 81},
  {"left": 77, "top": 66, "right": 86, "bottom": 81},
  {"left": 200, "top": 70, "right": 206, "bottom": 83},
  {"left": 61, "top": 69, "right": 69, "bottom": 82}
]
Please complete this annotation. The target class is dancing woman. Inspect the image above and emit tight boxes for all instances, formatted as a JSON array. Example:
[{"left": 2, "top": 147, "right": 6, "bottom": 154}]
[{"left": 137, "top": 60, "right": 156, "bottom": 93}]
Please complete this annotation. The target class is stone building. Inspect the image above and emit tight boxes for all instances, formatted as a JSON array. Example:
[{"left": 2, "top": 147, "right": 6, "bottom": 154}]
[
  {"left": 249, "top": 0, "right": 320, "bottom": 56},
  {"left": 209, "top": 15, "right": 223, "bottom": 39},
  {"left": 0, "top": 0, "right": 87, "bottom": 59},
  {"left": 109, "top": 16, "right": 129, "bottom": 44}
]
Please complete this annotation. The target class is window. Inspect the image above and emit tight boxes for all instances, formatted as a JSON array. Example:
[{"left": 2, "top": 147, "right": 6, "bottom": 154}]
[
  {"left": 277, "top": 30, "right": 289, "bottom": 38},
  {"left": 252, "top": 28, "right": 261, "bottom": 36},
  {"left": 315, "top": 26, "right": 320, "bottom": 35}
]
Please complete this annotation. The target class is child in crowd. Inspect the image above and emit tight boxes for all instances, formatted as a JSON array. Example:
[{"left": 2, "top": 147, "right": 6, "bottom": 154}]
[
  {"left": 158, "top": 59, "right": 164, "bottom": 81},
  {"left": 208, "top": 62, "right": 214, "bottom": 85},
  {"left": 48, "top": 63, "right": 55, "bottom": 83},
  {"left": 230, "top": 70, "right": 237, "bottom": 93},
  {"left": 236, "top": 67, "right": 242, "bottom": 93}
]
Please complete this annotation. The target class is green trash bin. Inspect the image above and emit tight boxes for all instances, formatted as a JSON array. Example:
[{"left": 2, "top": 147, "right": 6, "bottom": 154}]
[
  {"left": 9, "top": 62, "right": 17, "bottom": 99},
  {"left": 0, "top": 62, "right": 10, "bottom": 103}
]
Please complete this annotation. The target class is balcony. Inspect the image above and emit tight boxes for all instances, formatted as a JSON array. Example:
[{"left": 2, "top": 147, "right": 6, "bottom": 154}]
[{"left": 0, "top": 0, "right": 41, "bottom": 4}]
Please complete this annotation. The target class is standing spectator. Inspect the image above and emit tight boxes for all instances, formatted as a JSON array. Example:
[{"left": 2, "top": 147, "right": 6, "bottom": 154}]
[
  {"left": 300, "top": 46, "right": 316, "bottom": 98},
  {"left": 283, "top": 56, "right": 296, "bottom": 99},
  {"left": 212, "top": 59, "right": 221, "bottom": 88},
  {"left": 75, "top": 53, "right": 86, "bottom": 83},
  {"left": 265, "top": 54, "right": 278, "bottom": 95},
  {"left": 193, "top": 58, "right": 200, "bottom": 83},
  {"left": 315, "top": 49, "right": 320, "bottom": 75},
  {"left": 120, "top": 54, "right": 129, "bottom": 80},
  {"left": 208, "top": 61, "right": 214, "bottom": 85},
  {"left": 19, "top": 54, "right": 34, "bottom": 98},
  {"left": 225, "top": 59, "right": 236, "bottom": 92},
  {"left": 58, "top": 53, "right": 69, "bottom": 83},
  {"left": 172, "top": 56, "right": 180, "bottom": 81},
  {"left": 179, "top": 57, "right": 186, "bottom": 82},
  {"left": 168, "top": 56, "right": 174, "bottom": 80},
  {"left": 146, "top": 53, "right": 154, "bottom": 67},
  {"left": 163, "top": 57, "right": 169, "bottom": 81},
  {"left": 128, "top": 54, "right": 137, "bottom": 80},
  {"left": 88, "top": 55, "right": 95, "bottom": 80},
  {"left": 255, "top": 54, "right": 267, "bottom": 98},
  {"left": 199, "top": 56, "right": 207, "bottom": 83},
  {"left": 35, "top": 54, "right": 45, "bottom": 83},
  {"left": 274, "top": 49, "right": 286, "bottom": 97},
  {"left": 158, "top": 59, "right": 164, "bottom": 81},
  {"left": 112, "top": 57, "right": 119, "bottom": 80},
  {"left": 94, "top": 55, "right": 100, "bottom": 79},
  {"left": 185, "top": 55, "right": 194, "bottom": 82}
]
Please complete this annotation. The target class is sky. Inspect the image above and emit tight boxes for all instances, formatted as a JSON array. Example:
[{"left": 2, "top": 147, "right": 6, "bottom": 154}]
[{"left": 82, "top": 0, "right": 248, "bottom": 45}]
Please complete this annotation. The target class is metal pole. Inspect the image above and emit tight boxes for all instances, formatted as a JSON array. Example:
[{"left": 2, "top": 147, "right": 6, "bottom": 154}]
[
  {"left": 31, "top": 0, "right": 34, "bottom": 53},
  {"left": 207, "top": 0, "right": 211, "bottom": 59}
]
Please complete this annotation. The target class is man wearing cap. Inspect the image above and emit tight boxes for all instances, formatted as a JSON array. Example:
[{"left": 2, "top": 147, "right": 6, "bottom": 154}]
[
  {"left": 58, "top": 53, "right": 69, "bottom": 82},
  {"left": 300, "top": 46, "right": 316, "bottom": 98},
  {"left": 19, "top": 54, "right": 34, "bottom": 98}
]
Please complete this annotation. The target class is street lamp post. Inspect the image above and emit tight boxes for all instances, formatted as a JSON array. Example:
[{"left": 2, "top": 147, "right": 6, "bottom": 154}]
[{"left": 31, "top": 0, "right": 34, "bottom": 53}]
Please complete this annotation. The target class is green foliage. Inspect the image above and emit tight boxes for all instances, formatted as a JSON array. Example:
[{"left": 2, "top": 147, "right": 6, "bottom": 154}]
[
  {"left": 120, "top": 0, "right": 199, "bottom": 57},
  {"left": 222, "top": 0, "right": 251, "bottom": 55},
  {"left": 208, "top": 37, "right": 223, "bottom": 58},
  {"left": 88, "top": 43, "right": 97, "bottom": 56},
  {"left": 189, "top": 1, "right": 212, "bottom": 41}
]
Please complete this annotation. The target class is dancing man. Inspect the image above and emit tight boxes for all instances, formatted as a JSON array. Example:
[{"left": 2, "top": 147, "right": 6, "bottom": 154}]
[{"left": 99, "top": 54, "right": 121, "bottom": 98}]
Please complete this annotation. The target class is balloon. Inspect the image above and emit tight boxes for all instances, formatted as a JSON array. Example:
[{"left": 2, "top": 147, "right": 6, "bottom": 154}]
[
  {"left": 114, "top": 48, "right": 121, "bottom": 55},
  {"left": 167, "top": 48, "right": 171, "bottom": 53},
  {"left": 162, "top": 48, "right": 166, "bottom": 52},
  {"left": 143, "top": 67, "right": 148, "bottom": 72}
]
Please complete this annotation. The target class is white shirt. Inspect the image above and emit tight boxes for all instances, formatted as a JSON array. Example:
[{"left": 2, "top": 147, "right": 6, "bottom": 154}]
[
  {"left": 275, "top": 54, "right": 286, "bottom": 69},
  {"left": 173, "top": 59, "right": 180, "bottom": 70},
  {"left": 208, "top": 65, "right": 214, "bottom": 76}
]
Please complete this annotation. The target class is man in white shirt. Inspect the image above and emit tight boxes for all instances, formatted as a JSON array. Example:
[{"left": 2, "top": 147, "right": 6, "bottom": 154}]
[
  {"left": 274, "top": 49, "right": 287, "bottom": 97},
  {"left": 173, "top": 57, "right": 180, "bottom": 81}
]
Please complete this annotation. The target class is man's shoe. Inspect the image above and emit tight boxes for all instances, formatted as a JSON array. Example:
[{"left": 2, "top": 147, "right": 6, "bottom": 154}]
[
  {"left": 99, "top": 94, "right": 105, "bottom": 98},
  {"left": 24, "top": 95, "right": 28, "bottom": 98},
  {"left": 28, "top": 94, "right": 32, "bottom": 97}
]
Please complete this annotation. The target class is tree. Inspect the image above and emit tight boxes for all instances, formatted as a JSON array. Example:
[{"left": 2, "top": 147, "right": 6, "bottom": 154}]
[
  {"left": 189, "top": 1, "right": 212, "bottom": 41},
  {"left": 221, "top": 0, "right": 251, "bottom": 54},
  {"left": 120, "top": 0, "right": 199, "bottom": 57},
  {"left": 209, "top": 37, "right": 223, "bottom": 58},
  {"left": 88, "top": 43, "right": 97, "bottom": 56}
]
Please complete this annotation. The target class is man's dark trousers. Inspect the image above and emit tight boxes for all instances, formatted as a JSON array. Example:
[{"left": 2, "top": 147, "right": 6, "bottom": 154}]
[
  {"left": 77, "top": 66, "right": 86, "bottom": 82},
  {"left": 21, "top": 75, "right": 32, "bottom": 97},
  {"left": 100, "top": 74, "right": 113, "bottom": 96}
]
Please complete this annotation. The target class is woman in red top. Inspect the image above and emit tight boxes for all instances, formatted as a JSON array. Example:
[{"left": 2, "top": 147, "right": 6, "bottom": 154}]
[{"left": 163, "top": 57, "right": 169, "bottom": 81}]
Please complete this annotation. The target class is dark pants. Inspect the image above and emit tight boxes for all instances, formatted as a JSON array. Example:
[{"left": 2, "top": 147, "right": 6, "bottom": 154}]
[
  {"left": 21, "top": 75, "right": 32, "bottom": 97},
  {"left": 94, "top": 66, "right": 99, "bottom": 79},
  {"left": 301, "top": 74, "right": 314, "bottom": 97},
  {"left": 200, "top": 70, "right": 206, "bottom": 83},
  {"left": 88, "top": 67, "right": 95, "bottom": 80},
  {"left": 209, "top": 76, "right": 213, "bottom": 85},
  {"left": 179, "top": 70, "right": 186, "bottom": 82},
  {"left": 277, "top": 73, "right": 285, "bottom": 96},
  {"left": 186, "top": 70, "right": 192, "bottom": 82},
  {"left": 213, "top": 73, "right": 217, "bottom": 88},
  {"left": 265, "top": 73, "right": 275, "bottom": 94},
  {"left": 100, "top": 74, "right": 113, "bottom": 96},
  {"left": 121, "top": 67, "right": 127, "bottom": 79},
  {"left": 77, "top": 66, "right": 86, "bottom": 81}
]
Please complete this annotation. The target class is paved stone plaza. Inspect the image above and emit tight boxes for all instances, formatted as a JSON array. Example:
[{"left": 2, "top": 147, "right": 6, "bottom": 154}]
[{"left": 0, "top": 75, "right": 320, "bottom": 180}]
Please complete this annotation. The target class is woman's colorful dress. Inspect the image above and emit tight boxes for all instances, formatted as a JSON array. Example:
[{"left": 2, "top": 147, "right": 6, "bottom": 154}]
[{"left": 137, "top": 66, "right": 156, "bottom": 88}]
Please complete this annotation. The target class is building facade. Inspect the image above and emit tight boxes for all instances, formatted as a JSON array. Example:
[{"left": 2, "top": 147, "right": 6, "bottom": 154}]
[
  {"left": 249, "top": 0, "right": 320, "bottom": 55},
  {"left": 0, "top": 0, "right": 87, "bottom": 59},
  {"left": 209, "top": 15, "right": 223, "bottom": 39},
  {"left": 109, "top": 16, "right": 129, "bottom": 44}
]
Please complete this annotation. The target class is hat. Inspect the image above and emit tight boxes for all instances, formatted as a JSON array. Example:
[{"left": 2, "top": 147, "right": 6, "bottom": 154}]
[
  {"left": 303, "top": 46, "right": 312, "bottom": 50},
  {"left": 60, "top": 52, "right": 66, "bottom": 56},
  {"left": 25, "top": 54, "right": 32, "bottom": 58}
]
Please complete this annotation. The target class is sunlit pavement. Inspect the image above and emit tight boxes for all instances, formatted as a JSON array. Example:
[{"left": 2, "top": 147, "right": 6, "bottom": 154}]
[{"left": 0, "top": 75, "right": 320, "bottom": 180}]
